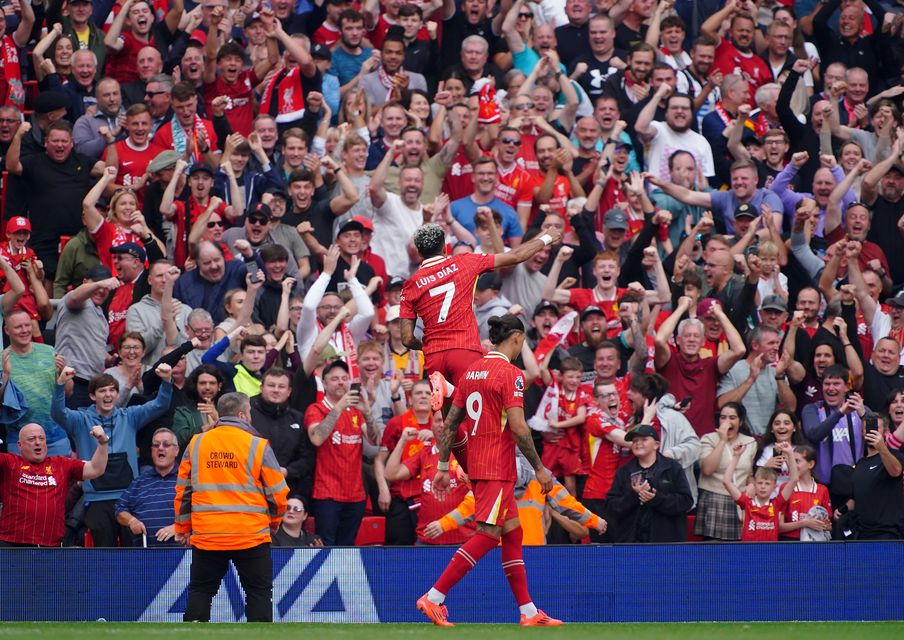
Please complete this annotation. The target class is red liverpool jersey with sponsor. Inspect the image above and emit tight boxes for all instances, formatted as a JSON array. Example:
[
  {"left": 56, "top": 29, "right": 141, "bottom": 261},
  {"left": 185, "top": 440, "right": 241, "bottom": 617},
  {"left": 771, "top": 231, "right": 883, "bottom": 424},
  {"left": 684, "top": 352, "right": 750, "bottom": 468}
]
[
  {"left": 582, "top": 407, "right": 626, "bottom": 498},
  {"left": 452, "top": 351, "right": 524, "bottom": 481},
  {"left": 0, "top": 453, "right": 84, "bottom": 546},
  {"left": 203, "top": 69, "right": 261, "bottom": 136},
  {"left": 305, "top": 399, "right": 367, "bottom": 502},
  {"left": 495, "top": 162, "right": 536, "bottom": 211},
  {"left": 399, "top": 252, "right": 495, "bottom": 355},
  {"left": 104, "top": 139, "right": 156, "bottom": 207},
  {"left": 567, "top": 287, "right": 627, "bottom": 338},
  {"left": 737, "top": 493, "right": 787, "bottom": 542}
]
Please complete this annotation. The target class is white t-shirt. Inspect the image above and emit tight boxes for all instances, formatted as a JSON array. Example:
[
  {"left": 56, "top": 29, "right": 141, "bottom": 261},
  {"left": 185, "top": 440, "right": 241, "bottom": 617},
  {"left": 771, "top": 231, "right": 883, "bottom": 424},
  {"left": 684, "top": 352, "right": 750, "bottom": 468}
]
[
  {"left": 645, "top": 120, "right": 715, "bottom": 182},
  {"left": 372, "top": 192, "right": 423, "bottom": 278}
]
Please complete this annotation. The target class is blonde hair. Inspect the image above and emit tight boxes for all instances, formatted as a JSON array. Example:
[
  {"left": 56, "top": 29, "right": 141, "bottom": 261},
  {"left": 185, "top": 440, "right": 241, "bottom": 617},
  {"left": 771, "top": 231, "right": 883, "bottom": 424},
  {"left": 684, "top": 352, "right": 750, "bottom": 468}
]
[
  {"left": 757, "top": 240, "right": 779, "bottom": 258},
  {"left": 108, "top": 188, "right": 138, "bottom": 224}
]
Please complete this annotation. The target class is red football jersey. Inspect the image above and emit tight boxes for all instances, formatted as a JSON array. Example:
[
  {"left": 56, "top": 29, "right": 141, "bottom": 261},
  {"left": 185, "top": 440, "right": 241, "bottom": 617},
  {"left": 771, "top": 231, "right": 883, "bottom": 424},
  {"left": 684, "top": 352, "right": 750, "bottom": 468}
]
[
  {"left": 567, "top": 287, "right": 627, "bottom": 338},
  {"left": 305, "top": 399, "right": 367, "bottom": 502},
  {"left": 442, "top": 146, "right": 475, "bottom": 202},
  {"left": 312, "top": 22, "right": 341, "bottom": 47},
  {"left": 399, "top": 252, "right": 495, "bottom": 355},
  {"left": 712, "top": 40, "right": 770, "bottom": 106},
  {"left": 380, "top": 411, "right": 429, "bottom": 500},
  {"left": 104, "top": 139, "right": 156, "bottom": 207},
  {"left": 452, "top": 351, "right": 525, "bottom": 481},
  {"left": 737, "top": 493, "right": 787, "bottom": 542},
  {"left": 204, "top": 69, "right": 261, "bottom": 136},
  {"left": 403, "top": 445, "right": 473, "bottom": 545},
  {"left": 495, "top": 162, "right": 536, "bottom": 211},
  {"left": 105, "top": 31, "right": 152, "bottom": 84},
  {"left": 0, "top": 453, "right": 84, "bottom": 546},
  {"left": 369, "top": 14, "right": 428, "bottom": 50},
  {"left": 91, "top": 219, "right": 143, "bottom": 273},
  {"left": 515, "top": 133, "right": 539, "bottom": 174},
  {"left": 555, "top": 385, "right": 592, "bottom": 454},
  {"left": 780, "top": 482, "right": 832, "bottom": 540},
  {"left": 582, "top": 407, "right": 626, "bottom": 499}
]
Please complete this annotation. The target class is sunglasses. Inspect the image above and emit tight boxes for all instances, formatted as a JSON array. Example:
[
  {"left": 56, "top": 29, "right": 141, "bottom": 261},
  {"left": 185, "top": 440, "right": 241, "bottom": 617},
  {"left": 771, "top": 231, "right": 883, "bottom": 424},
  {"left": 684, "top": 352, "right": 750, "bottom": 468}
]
[
  {"left": 207, "top": 220, "right": 225, "bottom": 228},
  {"left": 500, "top": 137, "right": 521, "bottom": 146},
  {"left": 248, "top": 217, "right": 269, "bottom": 225},
  {"left": 287, "top": 505, "right": 305, "bottom": 513},
  {"left": 144, "top": 90, "right": 167, "bottom": 97},
  {"left": 512, "top": 102, "right": 534, "bottom": 111},
  {"left": 518, "top": 12, "right": 532, "bottom": 18}
]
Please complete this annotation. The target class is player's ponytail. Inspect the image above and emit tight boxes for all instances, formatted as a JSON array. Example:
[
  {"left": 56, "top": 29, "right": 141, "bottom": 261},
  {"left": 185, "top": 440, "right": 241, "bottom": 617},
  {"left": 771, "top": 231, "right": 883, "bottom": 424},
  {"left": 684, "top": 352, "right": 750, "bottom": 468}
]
[{"left": 488, "top": 314, "right": 525, "bottom": 346}]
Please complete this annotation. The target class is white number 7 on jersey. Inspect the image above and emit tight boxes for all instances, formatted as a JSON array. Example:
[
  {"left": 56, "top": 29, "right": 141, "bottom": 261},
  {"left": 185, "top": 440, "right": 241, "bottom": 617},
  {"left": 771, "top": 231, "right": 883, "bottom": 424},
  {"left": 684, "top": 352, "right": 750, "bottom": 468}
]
[
  {"left": 428, "top": 282, "right": 456, "bottom": 323},
  {"left": 466, "top": 391, "right": 483, "bottom": 436}
]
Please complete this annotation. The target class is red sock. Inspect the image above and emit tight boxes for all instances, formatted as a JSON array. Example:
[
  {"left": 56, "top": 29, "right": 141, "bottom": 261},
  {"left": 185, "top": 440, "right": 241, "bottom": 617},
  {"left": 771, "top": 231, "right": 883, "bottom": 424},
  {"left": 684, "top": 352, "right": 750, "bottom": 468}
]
[
  {"left": 433, "top": 531, "right": 498, "bottom": 595},
  {"left": 501, "top": 526, "right": 531, "bottom": 606}
]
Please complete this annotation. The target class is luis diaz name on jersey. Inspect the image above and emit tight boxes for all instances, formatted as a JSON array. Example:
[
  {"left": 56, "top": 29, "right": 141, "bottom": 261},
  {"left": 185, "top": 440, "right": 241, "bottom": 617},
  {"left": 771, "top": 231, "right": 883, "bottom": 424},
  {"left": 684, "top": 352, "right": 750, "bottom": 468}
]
[{"left": 414, "top": 262, "right": 460, "bottom": 289}]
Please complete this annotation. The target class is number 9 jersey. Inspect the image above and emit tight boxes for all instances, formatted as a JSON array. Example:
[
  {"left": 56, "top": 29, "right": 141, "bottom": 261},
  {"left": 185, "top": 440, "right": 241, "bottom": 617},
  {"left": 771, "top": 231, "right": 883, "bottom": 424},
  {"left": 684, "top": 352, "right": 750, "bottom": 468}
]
[
  {"left": 452, "top": 351, "right": 525, "bottom": 481},
  {"left": 399, "top": 253, "right": 495, "bottom": 356}
]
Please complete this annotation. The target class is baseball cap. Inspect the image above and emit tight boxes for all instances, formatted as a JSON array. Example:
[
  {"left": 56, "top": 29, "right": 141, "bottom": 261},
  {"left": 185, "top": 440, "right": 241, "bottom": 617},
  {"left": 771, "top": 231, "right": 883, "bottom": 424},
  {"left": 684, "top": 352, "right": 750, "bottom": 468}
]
[
  {"left": 885, "top": 291, "right": 904, "bottom": 307},
  {"left": 147, "top": 150, "right": 180, "bottom": 174},
  {"left": 580, "top": 305, "right": 605, "bottom": 320},
  {"left": 84, "top": 264, "right": 113, "bottom": 282},
  {"left": 246, "top": 209, "right": 270, "bottom": 225},
  {"left": 696, "top": 297, "right": 720, "bottom": 318},
  {"left": 385, "top": 305, "right": 401, "bottom": 323},
  {"left": 266, "top": 187, "right": 289, "bottom": 201},
  {"left": 322, "top": 359, "right": 350, "bottom": 376},
  {"left": 5, "top": 216, "right": 30, "bottom": 235},
  {"left": 760, "top": 295, "right": 787, "bottom": 312},
  {"left": 188, "top": 163, "right": 215, "bottom": 178},
  {"left": 311, "top": 43, "right": 332, "bottom": 61},
  {"left": 110, "top": 242, "right": 147, "bottom": 262},
  {"left": 734, "top": 203, "right": 757, "bottom": 220},
  {"left": 351, "top": 215, "right": 374, "bottom": 232},
  {"left": 533, "top": 300, "right": 559, "bottom": 317},
  {"left": 603, "top": 208, "right": 628, "bottom": 231},
  {"left": 318, "top": 344, "right": 348, "bottom": 364},
  {"left": 248, "top": 202, "right": 272, "bottom": 220},
  {"left": 625, "top": 424, "right": 660, "bottom": 441},
  {"left": 387, "top": 276, "right": 405, "bottom": 290},
  {"left": 476, "top": 272, "right": 502, "bottom": 291},
  {"left": 338, "top": 219, "right": 365, "bottom": 235}
]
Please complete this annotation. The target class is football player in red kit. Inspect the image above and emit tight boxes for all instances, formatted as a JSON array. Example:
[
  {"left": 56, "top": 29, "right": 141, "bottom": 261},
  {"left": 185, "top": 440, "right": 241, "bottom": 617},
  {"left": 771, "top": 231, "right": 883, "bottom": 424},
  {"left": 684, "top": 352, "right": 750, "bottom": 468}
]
[
  {"left": 399, "top": 217, "right": 561, "bottom": 471},
  {"left": 416, "top": 314, "right": 562, "bottom": 627}
]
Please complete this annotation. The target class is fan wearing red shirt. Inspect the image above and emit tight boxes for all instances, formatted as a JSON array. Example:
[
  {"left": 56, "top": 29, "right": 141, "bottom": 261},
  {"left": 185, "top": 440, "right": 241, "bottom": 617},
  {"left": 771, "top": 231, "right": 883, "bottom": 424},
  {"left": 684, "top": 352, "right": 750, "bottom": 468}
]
[
  {"left": 701, "top": 4, "right": 770, "bottom": 105},
  {"left": 779, "top": 444, "right": 832, "bottom": 540},
  {"left": 581, "top": 382, "right": 630, "bottom": 541},
  {"left": 375, "top": 379, "right": 433, "bottom": 545},
  {"left": 723, "top": 440, "right": 798, "bottom": 542},
  {"left": 304, "top": 360, "right": 379, "bottom": 546},
  {"left": 386, "top": 411, "right": 474, "bottom": 546},
  {"left": 492, "top": 126, "right": 537, "bottom": 230},
  {"left": 533, "top": 134, "right": 580, "bottom": 225},
  {"left": 103, "top": 104, "right": 157, "bottom": 207},
  {"left": 103, "top": 0, "right": 159, "bottom": 85},
  {"left": 538, "top": 357, "right": 591, "bottom": 497},
  {"left": 0, "top": 423, "right": 109, "bottom": 547},
  {"left": 417, "top": 314, "right": 561, "bottom": 627},
  {"left": 541, "top": 250, "right": 627, "bottom": 339},
  {"left": 203, "top": 20, "right": 279, "bottom": 136}
]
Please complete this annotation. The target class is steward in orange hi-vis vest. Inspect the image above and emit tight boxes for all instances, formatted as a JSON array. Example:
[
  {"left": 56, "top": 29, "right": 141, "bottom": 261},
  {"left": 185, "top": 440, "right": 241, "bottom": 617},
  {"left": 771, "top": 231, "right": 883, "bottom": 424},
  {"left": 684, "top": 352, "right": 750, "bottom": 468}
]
[{"left": 175, "top": 417, "right": 289, "bottom": 551}]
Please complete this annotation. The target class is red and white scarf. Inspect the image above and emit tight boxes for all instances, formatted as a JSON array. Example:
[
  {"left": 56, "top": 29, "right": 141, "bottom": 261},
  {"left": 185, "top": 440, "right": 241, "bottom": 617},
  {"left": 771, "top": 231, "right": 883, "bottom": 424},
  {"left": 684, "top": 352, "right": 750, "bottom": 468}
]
[
  {"left": 1, "top": 36, "right": 23, "bottom": 108},
  {"left": 260, "top": 66, "right": 306, "bottom": 124}
]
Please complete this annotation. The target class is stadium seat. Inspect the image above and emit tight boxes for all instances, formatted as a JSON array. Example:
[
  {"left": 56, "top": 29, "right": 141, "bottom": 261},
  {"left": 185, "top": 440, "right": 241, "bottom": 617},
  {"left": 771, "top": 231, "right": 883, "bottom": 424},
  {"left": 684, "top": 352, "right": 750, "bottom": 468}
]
[
  {"left": 687, "top": 515, "right": 703, "bottom": 542},
  {"left": 83, "top": 530, "right": 94, "bottom": 548},
  {"left": 354, "top": 516, "right": 385, "bottom": 546}
]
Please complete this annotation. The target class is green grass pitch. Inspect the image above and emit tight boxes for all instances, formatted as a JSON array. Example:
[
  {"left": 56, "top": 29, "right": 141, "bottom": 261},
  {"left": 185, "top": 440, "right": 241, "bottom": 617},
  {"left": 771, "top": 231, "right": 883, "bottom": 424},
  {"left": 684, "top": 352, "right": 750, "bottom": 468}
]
[{"left": 2, "top": 622, "right": 904, "bottom": 639}]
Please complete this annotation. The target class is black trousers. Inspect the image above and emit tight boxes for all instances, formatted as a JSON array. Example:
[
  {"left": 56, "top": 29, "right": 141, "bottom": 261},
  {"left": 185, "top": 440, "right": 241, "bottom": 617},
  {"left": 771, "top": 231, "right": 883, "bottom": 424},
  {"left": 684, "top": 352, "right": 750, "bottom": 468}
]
[
  {"left": 85, "top": 500, "right": 131, "bottom": 547},
  {"left": 384, "top": 496, "right": 417, "bottom": 546},
  {"left": 582, "top": 498, "right": 609, "bottom": 543},
  {"left": 184, "top": 542, "right": 274, "bottom": 622}
]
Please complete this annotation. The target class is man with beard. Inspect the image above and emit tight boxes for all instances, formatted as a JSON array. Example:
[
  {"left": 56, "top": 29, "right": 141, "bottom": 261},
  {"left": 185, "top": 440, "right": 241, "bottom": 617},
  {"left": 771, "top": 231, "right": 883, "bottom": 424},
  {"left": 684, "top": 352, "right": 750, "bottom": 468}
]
[
  {"left": 491, "top": 127, "right": 537, "bottom": 228},
  {"left": 861, "top": 138, "right": 904, "bottom": 286},
  {"left": 173, "top": 241, "right": 250, "bottom": 323},
  {"left": 602, "top": 42, "right": 654, "bottom": 114},
  {"left": 635, "top": 86, "right": 713, "bottom": 183},
  {"left": 385, "top": 121, "right": 465, "bottom": 206},
  {"left": 554, "top": 0, "right": 591, "bottom": 68},
  {"left": 654, "top": 298, "right": 746, "bottom": 436},
  {"left": 701, "top": 0, "right": 770, "bottom": 104},
  {"left": 500, "top": 231, "right": 552, "bottom": 329},
  {"left": 571, "top": 15, "right": 625, "bottom": 100},
  {"left": 678, "top": 36, "right": 721, "bottom": 129},
  {"left": 532, "top": 133, "right": 583, "bottom": 224},
  {"left": 361, "top": 28, "right": 427, "bottom": 108},
  {"left": 333, "top": 10, "right": 376, "bottom": 89},
  {"left": 571, "top": 117, "right": 604, "bottom": 191}
]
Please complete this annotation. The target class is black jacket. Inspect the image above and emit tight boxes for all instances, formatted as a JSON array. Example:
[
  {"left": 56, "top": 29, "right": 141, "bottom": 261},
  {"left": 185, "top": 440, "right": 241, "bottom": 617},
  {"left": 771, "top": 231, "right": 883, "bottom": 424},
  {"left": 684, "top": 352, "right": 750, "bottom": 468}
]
[
  {"left": 605, "top": 452, "right": 693, "bottom": 543},
  {"left": 250, "top": 395, "right": 316, "bottom": 499}
]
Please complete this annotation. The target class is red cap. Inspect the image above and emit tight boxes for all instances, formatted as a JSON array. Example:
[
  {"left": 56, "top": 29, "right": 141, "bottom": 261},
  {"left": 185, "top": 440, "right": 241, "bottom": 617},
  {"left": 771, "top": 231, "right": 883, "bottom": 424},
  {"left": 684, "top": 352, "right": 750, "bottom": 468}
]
[
  {"left": 351, "top": 215, "right": 374, "bottom": 232},
  {"left": 6, "top": 216, "right": 31, "bottom": 235},
  {"left": 696, "top": 297, "right": 720, "bottom": 319}
]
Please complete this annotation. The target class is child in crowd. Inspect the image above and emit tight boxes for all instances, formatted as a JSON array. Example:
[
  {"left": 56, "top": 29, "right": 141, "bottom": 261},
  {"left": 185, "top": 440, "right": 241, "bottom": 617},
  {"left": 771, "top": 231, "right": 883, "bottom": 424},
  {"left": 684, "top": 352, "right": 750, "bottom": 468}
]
[
  {"left": 539, "top": 356, "right": 590, "bottom": 496},
  {"left": 779, "top": 445, "right": 832, "bottom": 541},
  {"left": 723, "top": 440, "right": 798, "bottom": 542}
]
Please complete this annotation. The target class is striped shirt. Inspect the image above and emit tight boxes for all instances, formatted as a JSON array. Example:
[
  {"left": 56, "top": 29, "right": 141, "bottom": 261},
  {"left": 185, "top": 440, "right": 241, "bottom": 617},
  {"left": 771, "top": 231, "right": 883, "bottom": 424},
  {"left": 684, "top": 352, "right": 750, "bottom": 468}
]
[
  {"left": 114, "top": 466, "right": 179, "bottom": 547},
  {"left": 0, "top": 453, "right": 84, "bottom": 546}
]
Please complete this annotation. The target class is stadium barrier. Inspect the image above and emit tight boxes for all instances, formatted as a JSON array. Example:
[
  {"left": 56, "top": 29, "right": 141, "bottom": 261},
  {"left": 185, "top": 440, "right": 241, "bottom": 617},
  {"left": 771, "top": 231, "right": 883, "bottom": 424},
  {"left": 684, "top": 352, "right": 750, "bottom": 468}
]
[{"left": 2, "top": 543, "right": 902, "bottom": 623}]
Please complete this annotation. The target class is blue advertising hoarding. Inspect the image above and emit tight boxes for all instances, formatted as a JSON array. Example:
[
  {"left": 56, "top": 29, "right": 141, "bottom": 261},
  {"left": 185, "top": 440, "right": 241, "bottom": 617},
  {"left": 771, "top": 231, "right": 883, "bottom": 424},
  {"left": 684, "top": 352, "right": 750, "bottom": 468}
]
[{"left": 0, "top": 543, "right": 901, "bottom": 623}]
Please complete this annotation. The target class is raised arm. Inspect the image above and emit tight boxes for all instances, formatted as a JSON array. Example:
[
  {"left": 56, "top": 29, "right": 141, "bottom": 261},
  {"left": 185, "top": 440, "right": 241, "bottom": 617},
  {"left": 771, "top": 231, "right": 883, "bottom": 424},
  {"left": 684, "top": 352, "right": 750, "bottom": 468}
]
[
  {"left": 104, "top": 0, "right": 134, "bottom": 51},
  {"left": 721, "top": 442, "right": 744, "bottom": 501},
  {"left": 644, "top": 172, "right": 712, "bottom": 208},
  {"left": 494, "top": 228, "right": 562, "bottom": 270},
  {"left": 654, "top": 296, "right": 691, "bottom": 369},
  {"left": 12, "top": 0, "right": 36, "bottom": 49},
  {"left": 635, "top": 84, "right": 669, "bottom": 144},
  {"left": 368, "top": 139, "right": 403, "bottom": 209}
]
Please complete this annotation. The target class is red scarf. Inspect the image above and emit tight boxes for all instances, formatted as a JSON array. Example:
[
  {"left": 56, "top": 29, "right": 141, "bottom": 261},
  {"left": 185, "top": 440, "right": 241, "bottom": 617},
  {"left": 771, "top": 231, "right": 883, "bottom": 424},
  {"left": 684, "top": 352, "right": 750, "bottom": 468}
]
[
  {"left": 317, "top": 319, "right": 360, "bottom": 380},
  {"left": 260, "top": 66, "right": 306, "bottom": 124},
  {"left": 2, "top": 35, "right": 23, "bottom": 108}
]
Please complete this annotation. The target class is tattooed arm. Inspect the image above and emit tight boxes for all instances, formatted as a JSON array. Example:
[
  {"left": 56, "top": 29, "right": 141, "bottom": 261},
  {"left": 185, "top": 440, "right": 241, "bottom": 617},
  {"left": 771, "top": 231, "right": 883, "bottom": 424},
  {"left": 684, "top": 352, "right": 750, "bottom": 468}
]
[
  {"left": 438, "top": 404, "right": 465, "bottom": 464},
  {"left": 307, "top": 394, "right": 353, "bottom": 447},
  {"left": 507, "top": 405, "right": 554, "bottom": 493}
]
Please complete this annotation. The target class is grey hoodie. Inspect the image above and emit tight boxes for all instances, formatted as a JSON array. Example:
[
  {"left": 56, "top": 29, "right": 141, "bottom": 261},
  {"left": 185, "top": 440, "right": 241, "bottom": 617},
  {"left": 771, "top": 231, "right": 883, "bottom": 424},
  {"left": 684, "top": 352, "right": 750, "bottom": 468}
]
[
  {"left": 656, "top": 393, "right": 702, "bottom": 507},
  {"left": 475, "top": 294, "right": 514, "bottom": 340}
]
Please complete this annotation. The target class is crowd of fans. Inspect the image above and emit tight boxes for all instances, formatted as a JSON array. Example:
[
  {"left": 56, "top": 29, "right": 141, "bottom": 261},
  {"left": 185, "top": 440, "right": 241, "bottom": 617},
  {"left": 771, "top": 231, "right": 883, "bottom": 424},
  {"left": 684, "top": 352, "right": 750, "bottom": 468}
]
[{"left": 0, "top": 0, "right": 903, "bottom": 548}]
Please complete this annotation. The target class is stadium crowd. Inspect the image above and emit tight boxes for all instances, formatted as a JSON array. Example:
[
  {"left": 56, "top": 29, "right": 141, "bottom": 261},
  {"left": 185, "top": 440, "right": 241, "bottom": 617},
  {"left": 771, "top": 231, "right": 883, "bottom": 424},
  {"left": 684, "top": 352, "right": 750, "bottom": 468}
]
[{"left": 1, "top": 0, "right": 904, "bottom": 549}]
